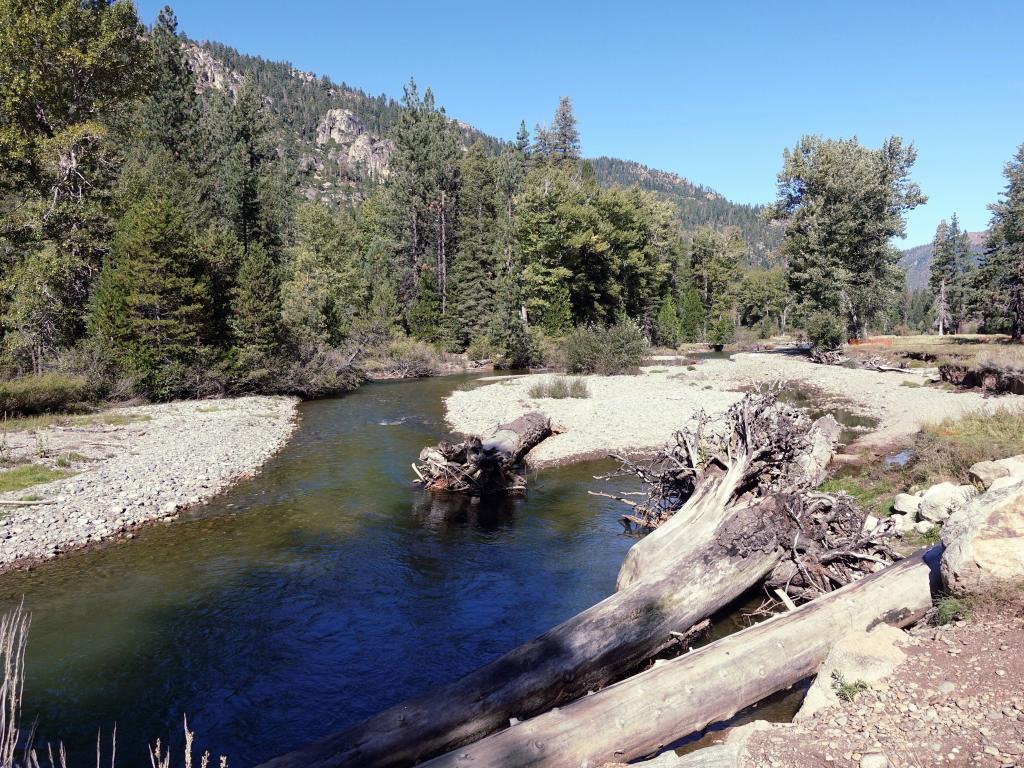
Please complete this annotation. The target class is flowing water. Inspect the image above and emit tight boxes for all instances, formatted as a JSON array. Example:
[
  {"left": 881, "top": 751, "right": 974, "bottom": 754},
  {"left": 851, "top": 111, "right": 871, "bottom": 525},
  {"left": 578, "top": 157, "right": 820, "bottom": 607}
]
[
  {"left": 0, "top": 375, "right": 644, "bottom": 765},
  {"left": 0, "top": 373, "right": 824, "bottom": 766}
]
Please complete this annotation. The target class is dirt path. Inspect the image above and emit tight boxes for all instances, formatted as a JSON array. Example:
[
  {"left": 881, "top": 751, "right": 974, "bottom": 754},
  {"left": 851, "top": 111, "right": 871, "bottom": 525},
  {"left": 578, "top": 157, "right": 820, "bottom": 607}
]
[
  {"left": 739, "top": 600, "right": 1024, "bottom": 768},
  {"left": 446, "top": 353, "right": 1003, "bottom": 467}
]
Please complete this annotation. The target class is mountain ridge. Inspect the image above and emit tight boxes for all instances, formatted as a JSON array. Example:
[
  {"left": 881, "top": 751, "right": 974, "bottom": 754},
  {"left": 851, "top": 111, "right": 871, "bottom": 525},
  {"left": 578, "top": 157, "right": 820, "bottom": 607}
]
[
  {"left": 186, "top": 40, "right": 781, "bottom": 259},
  {"left": 900, "top": 231, "right": 987, "bottom": 291}
]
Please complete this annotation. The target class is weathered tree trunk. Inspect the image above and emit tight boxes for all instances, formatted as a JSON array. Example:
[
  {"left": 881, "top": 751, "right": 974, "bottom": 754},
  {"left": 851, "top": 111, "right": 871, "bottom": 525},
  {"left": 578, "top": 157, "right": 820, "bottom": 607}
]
[
  {"left": 259, "top": 399, "right": 845, "bottom": 768},
  {"left": 419, "top": 549, "right": 935, "bottom": 768},
  {"left": 414, "top": 413, "right": 552, "bottom": 495}
]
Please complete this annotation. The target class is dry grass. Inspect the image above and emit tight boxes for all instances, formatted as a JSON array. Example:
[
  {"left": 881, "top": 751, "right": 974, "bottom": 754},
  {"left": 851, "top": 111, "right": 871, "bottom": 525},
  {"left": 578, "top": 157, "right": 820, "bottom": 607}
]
[
  {"left": 909, "top": 405, "right": 1024, "bottom": 485},
  {"left": 846, "top": 334, "right": 1024, "bottom": 372},
  {"left": 528, "top": 376, "right": 590, "bottom": 399},
  {"left": 0, "top": 411, "right": 150, "bottom": 434}
]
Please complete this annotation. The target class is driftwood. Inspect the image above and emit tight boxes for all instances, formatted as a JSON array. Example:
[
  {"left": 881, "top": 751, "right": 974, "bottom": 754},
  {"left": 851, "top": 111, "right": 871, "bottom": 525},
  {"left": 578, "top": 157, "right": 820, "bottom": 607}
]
[
  {"left": 259, "top": 394, "right": 858, "bottom": 768},
  {"left": 419, "top": 549, "right": 934, "bottom": 768},
  {"left": 413, "top": 412, "right": 551, "bottom": 495}
]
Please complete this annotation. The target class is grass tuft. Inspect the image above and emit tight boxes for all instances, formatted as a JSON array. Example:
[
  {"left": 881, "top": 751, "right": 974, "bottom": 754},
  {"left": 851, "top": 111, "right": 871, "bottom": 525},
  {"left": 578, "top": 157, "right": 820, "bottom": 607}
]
[
  {"left": 910, "top": 406, "right": 1024, "bottom": 486},
  {"left": 933, "top": 595, "right": 971, "bottom": 626},
  {"left": 831, "top": 671, "right": 869, "bottom": 702},
  {"left": 528, "top": 376, "right": 590, "bottom": 399},
  {"left": 0, "top": 465, "right": 74, "bottom": 494}
]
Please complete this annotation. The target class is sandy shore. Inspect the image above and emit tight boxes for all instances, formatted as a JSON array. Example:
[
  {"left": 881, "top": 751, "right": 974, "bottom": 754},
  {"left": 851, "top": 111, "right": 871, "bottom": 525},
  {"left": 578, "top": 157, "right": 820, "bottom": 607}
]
[
  {"left": 0, "top": 396, "right": 298, "bottom": 570},
  {"left": 447, "top": 352, "right": 1003, "bottom": 467}
]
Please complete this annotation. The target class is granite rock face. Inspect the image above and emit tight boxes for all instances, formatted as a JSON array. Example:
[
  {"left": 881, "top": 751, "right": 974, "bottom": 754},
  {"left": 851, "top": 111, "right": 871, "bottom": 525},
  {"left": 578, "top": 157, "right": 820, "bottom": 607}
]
[{"left": 315, "top": 108, "right": 393, "bottom": 181}]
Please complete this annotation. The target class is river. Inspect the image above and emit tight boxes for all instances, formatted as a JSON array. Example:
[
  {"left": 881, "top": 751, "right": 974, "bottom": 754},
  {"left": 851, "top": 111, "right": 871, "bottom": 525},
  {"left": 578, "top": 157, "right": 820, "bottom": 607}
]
[{"left": 0, "top": 375, "right": 641, "bottom": 765}]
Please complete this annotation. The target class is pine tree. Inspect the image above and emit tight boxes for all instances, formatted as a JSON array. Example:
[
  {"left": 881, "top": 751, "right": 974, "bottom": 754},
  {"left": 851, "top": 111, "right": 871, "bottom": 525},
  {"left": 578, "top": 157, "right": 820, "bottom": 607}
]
[
  {"left": 448, "top": 142, "right": 499, "bottom": 348},
  {"left": 407, "top": 267, "right": 445, "bottom": 344},
  {"left": 134, "top": 7, "right": 200, "bottom": 165},
  {"left": 380, "top": 79, "right": 461, "bottom": 312},
  {"left": 977, "top": 143, "right": 1024, "bottom": 339},
  {"left": 929, "top": 215, "right": 975, "bottom": 333},
  {"left": 678, "top": 285, "right": 705, "bottom": 342},
  {"left": 550, "top": 97, "right": 581, "bottom": 164},
  {"left": 490, "top": 272, "right": 534, "bottom": 367},
  {"left": 768, "top": 135, "right": 926, "bottom": 337},
  {"left": 654, "top": 296, "right": 681, "bottom": 347},
  {"left": 89, "top": 180, "right": 210, "bottom": 399},
  {"left": 230, "top": 242, "right": 282, "bottom": 369}
]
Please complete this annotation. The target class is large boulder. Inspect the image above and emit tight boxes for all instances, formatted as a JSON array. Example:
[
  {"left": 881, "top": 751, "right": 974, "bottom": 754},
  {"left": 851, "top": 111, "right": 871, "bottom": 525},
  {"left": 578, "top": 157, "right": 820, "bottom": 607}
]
[
  {"left": 796, "top": 625, "right": 908, "bottom": 719},
  {"left": 968, "top": 455, "right": 1024, "bottom": 490},
  {"left": 918, "top": 482, "right": 976, "bottom": 522},
  {"left": 941, "top": 478, "right": 1024, "bottom": 593}
]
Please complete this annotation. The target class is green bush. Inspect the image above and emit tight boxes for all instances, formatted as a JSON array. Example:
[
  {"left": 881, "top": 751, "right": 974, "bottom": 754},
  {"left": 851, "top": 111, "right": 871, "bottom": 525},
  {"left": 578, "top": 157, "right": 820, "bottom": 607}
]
[
  {"left": 359, "top": 337, "right": 448, "bottom": 379},
  {"left": 566, "top": 318, "right": 649, "bottom": 375},
  {"left": 805, "top": 312, "right": 846, "bottom": 352},
  {"left": 0, "top": 373, "right": 93, "bottom": 415},
  {"left": 933, "top": 595, "right": 970, "bottom": 626},
  {"left": 528, "top": 376, "right": 590, "bottom": 399}
]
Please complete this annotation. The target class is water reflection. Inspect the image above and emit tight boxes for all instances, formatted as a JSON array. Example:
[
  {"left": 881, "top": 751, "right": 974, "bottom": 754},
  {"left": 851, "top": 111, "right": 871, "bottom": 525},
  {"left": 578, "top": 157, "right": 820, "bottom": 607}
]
[{"left": 0, "top": 375, "right": 636, "bottom": 766}]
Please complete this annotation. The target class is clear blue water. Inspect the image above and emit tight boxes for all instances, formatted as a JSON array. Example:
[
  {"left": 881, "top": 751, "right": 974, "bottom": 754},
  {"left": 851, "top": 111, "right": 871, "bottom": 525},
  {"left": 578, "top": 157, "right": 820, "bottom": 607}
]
[{"left": 0, "top": 375, "right": 639, "bottom": 766}]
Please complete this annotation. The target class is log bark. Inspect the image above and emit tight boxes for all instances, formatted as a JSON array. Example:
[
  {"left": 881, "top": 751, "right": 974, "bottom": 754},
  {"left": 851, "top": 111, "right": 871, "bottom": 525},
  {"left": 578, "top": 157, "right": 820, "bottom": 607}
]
[
  {"left": 419, "top": 548, "right": 936, "bottom": 768},
  {"left": 414, "top": 413, "right": 552, "bottom": 495},
  {"left": 258, "top": 399, "right": 845, "bottom": 768}
]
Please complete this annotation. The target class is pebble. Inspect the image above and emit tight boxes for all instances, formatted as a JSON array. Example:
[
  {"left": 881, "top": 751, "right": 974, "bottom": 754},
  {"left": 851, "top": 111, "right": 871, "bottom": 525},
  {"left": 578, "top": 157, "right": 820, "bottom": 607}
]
[{"left": 0, "top": 397, "right": 297, "bottom": 568}]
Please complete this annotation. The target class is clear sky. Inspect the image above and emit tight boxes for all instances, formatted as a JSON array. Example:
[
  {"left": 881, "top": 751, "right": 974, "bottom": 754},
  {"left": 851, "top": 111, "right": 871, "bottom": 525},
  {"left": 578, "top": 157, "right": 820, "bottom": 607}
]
[{"left": 137, "top": 0, "right": 1024, "bottom": 246}]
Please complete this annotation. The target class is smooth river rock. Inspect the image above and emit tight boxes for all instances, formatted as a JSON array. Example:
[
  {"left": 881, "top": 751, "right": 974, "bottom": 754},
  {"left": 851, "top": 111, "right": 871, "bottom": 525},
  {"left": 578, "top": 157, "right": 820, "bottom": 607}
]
[{"left": 919, "top": 482, "right": 976, "bottom": 523}]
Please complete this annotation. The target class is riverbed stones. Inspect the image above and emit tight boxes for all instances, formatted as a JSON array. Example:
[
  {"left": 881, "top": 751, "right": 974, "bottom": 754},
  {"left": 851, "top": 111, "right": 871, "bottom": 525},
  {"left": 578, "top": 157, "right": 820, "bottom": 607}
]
[
  {"left": 941, "top": 480, "right": 1024, "bottom": 593},
  {"left": 0, "top": 396, "right": 298, "bottom": 569},
  {"left": 968, "top": 455, "right": 1024, "bottom": 490},
  {"left": 890, "top": 514, "right": 917, "bottom": 535},
  {"left": 919, "top": 482, "right": 976, "bottom": 523},
  {"left": 892, "top": 493, "right": 922, "bottom": 516}
]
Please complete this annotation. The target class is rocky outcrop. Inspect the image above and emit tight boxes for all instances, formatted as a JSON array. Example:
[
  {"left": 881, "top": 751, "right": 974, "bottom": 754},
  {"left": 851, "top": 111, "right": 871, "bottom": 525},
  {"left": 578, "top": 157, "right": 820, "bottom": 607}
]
[
  {"left": 315, "top": 108, "right": 392, "bottom": 181},
  {"left": 941, "top": 478, "right": 1024, "bottom": 593},
  {"left": 183, "top": 44, "right": 245, "bottom": 98}
]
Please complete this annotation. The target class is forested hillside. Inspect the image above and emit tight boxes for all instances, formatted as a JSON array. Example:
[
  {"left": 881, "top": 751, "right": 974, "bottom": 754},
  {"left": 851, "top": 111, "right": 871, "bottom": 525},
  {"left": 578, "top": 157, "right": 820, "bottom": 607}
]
[
  {"left": 589, "top": 157, "right": 783, "bottom": 263},
  {"left": 190, "top": 41, "right": 777, "bottom": 258},
  {"left": 4, "top": 0, "right": 1024, "bottom": 412}
]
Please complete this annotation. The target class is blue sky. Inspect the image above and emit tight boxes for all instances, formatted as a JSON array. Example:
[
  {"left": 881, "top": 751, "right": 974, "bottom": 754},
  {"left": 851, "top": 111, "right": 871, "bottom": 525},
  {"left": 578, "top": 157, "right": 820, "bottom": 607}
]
[{"left": 137, "top": 0, "right": 1024, "bottom": 246}]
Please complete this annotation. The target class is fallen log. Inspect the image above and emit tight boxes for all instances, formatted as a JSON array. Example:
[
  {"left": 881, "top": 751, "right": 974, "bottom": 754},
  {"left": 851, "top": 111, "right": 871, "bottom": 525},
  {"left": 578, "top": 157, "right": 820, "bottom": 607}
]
[
  {"left": 259, "top": 394, "right": 865, "bottom": 768},
  {"left": 413, "top": 412, "right": 551, "bottom": 495},
  {"left": 420, "top": 548, "right": 935, "bottom": 768}
]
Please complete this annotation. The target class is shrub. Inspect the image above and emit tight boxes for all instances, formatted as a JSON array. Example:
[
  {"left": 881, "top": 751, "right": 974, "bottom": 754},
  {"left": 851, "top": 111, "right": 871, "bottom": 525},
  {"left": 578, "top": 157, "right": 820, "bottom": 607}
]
[
  {"left": 831, "top": 671, "right": 868, "bottom": 702},
  {"left": 359, "top": 337, "right": 448, "bottom": 379},
  {"left": 933, "top": 595, "right": 970, "bottom": 626},
  {"left": 805, "top": 312, "right": 846, "bottom": 352},
  {"left": 528, "top": 376, "right": 590, "bottom": 399},
  {"left": 466, "top": 336, "right": 498, "bottom": 363},
  {"left": 566, "top": 318, "right": 649, "bottom": 375},
  {"left": 0, "top": 373, "right": 93, "bottom": 415}
]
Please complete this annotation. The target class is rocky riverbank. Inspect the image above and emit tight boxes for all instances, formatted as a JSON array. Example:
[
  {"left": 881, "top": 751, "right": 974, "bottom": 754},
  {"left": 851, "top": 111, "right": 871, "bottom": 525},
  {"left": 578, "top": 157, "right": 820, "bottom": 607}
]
[
  {"left": 446, "top": 352, "right": 998, "bottom": 467},
  {"left": 0, "top": 396, "right": 298, "bottom": 570}
]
